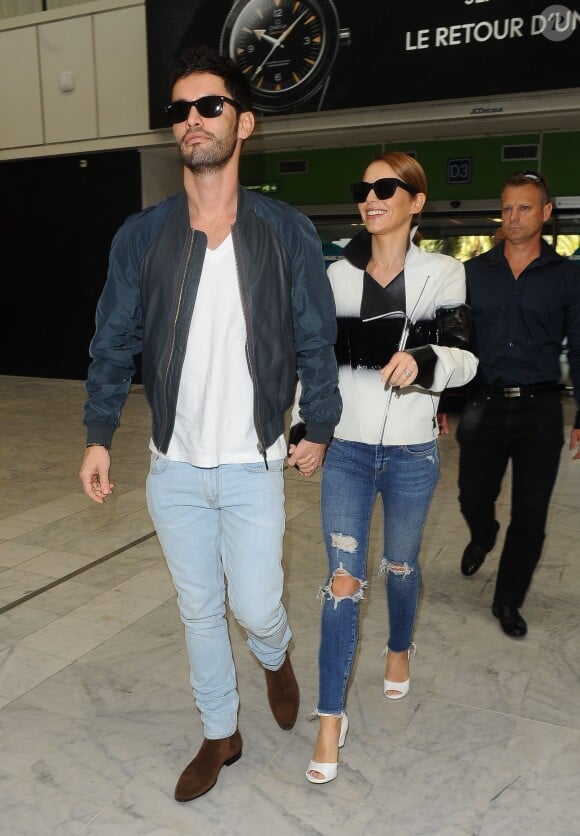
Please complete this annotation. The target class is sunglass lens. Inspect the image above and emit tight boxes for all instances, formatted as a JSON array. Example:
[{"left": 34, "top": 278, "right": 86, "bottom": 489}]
[
  {"left": 167, "top": 101, "right": 188, "bottom": 123},
  {"left": 373, "top": 179, "right": 397, "bottom": 200},
  {"left": 350, "top": 182, "right": 371, "bottom": 202},
  {"left": 196, "top": 96, "right": 223, "bottom": 118}
]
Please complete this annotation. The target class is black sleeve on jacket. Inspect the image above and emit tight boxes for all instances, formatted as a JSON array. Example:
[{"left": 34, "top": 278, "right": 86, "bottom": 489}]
[
  {"left": 288, "top": 421, "right": 307, "bottom": 449},
  {"left": 434, "top": 303, "right": 477, "bottom": 411},
  {"left": 406, "top": 345, "right": 437, "bottom": 389},
  {"left": 406, "top": 304, "right": 475, "bottom": 391}
]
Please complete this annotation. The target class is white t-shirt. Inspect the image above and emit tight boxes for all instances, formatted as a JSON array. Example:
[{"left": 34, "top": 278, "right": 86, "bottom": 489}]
[{"left": 151, "top": 234, "right": 286, "bottom": 466}]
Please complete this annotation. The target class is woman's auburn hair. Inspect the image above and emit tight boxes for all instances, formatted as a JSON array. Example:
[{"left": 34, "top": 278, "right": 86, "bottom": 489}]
[{"left": 371, "top": 151, "right": 428, "bottom": 197}]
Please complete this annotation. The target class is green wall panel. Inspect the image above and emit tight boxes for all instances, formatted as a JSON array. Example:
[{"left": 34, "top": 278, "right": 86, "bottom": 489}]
[
  {"left": 241, "top": 131, "right": 580, "bottom": 206},
  {"left": 400, "top": 135, "right": 540, "bottom": 201},
  {"left": 240, "top": 145, "right": 381, "bottom": 206},
  {"left": 541, "top": 133, "right": 580, "bottom": 197}
]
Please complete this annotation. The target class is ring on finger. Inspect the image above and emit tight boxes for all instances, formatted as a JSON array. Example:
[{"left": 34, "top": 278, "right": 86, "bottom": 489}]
[{"left": 403, "top": 369, "right": 412, "bottom": 377}]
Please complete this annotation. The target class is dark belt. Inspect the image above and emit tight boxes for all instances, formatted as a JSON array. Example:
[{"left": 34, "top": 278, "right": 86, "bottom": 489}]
[{"left": 480, "top": 382, "right": 562, "bottom": 398}]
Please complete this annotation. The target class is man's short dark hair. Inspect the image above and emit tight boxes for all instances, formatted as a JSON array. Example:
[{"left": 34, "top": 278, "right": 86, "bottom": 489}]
[
  {"left": 171, "top": 44, "right": 253, "bottom": 113},
  {"left": 503, "top": 170, "right": 551, "bottom": 205}
]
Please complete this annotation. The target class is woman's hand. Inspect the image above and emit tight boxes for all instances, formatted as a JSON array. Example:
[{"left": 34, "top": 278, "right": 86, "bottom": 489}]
[
  {"left": 380, "top": 351, "right": 417, "bottom": 388},
  {"left": 287, "top": 439, "right": 327, "bottom": 477}
]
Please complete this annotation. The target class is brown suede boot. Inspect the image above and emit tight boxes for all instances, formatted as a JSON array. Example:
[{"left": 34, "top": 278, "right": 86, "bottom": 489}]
[
  {"left": 174, "top": 731, "right": 242, "bottom": 802},
  {"left": 264, "top": 654, "right": 300, "bottom": 730}
]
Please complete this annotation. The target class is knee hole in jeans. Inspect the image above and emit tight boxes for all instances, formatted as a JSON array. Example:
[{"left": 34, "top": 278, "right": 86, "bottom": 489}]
[
  {"left": 380, "top": 559, "right": 414, "bottom": 578},
  {"left": 318, "top": 560, "right": 367, "bottom": 607},
  {"left": 331, "top": 567, "right": 361, "bottom": 598}
]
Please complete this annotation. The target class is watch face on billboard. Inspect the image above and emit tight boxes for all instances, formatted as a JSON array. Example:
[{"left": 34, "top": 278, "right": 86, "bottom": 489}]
[
  {"left": 146, "top": 0, "right": 580, "bottom": 126},
  {"left": 218, "top": 0, "right": 345, "bottom": 113}
]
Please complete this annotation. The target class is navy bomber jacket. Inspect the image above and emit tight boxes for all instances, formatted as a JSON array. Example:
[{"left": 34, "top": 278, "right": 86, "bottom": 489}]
[{"left": 83, "top": 186, "right": 342, "bottom": 457}]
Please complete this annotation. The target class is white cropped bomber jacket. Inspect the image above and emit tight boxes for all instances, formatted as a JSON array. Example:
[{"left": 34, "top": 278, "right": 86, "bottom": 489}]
[{"left": 292, "top": 234, "right": 478, "bottom": 447}]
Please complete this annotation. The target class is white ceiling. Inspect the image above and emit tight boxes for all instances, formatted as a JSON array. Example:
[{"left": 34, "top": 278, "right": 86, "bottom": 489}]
[{"left": 242, "top": 87, "right": 580, "bottom": 153}]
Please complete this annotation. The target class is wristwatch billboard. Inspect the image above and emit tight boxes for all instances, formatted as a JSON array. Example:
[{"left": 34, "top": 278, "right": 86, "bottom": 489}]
[{"left": 219, "top": 0, "right": 351, "bottom": 114}]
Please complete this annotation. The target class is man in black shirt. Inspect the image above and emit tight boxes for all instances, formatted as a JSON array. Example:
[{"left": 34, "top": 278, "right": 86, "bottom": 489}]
[{"left": 457, "top": 171, "right": 580, "bottom": 637}]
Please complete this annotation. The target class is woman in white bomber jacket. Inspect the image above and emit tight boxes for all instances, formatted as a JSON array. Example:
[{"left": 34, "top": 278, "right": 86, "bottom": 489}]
[{"left": 293, "top": 152, "right": 478, "bottom": 785}]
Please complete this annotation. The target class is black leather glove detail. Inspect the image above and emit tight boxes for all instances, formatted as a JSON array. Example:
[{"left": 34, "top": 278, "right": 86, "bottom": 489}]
[
  {"left": 406, "top": 345, "right": 437, "bottom": 389},
  {"left": 435, "top": 304, "right": 474, "bottom": 351}
]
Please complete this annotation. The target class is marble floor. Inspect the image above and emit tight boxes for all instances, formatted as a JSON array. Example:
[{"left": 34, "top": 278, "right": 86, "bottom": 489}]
[{"left": 1, "top": 375, "right": 580, "bottom": 836}]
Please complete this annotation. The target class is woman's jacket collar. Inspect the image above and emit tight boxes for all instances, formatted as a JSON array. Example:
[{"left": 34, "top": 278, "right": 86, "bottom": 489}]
[{"left": 342, "top": 226, "right": 419, "bottom": 270}]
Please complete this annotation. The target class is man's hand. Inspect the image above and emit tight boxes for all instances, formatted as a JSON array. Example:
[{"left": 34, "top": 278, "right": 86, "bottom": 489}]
[
  {"left": 437, "top": 413, "right": 450, "bottom": 434},
  {"left": 287, "top": 439, "right": 327, "bottom": 478},
  {"left": 79, "top": 445, "right": 115, "bottom": 504},
  {"left": 569, "top": 428, "right": 580, "bottom": 461}
]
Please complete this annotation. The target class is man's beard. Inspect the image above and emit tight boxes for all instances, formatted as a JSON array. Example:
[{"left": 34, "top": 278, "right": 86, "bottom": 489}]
[{"left": 180, "top": 129, "right": 238, "bottom": 174}]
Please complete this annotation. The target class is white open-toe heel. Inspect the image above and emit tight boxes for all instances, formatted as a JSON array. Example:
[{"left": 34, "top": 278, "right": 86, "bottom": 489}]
[
  {"left": 383, "top": 643, "right": 416, "bottom": 700},
  {"left": 305, "top": 713, "right": 349, "bottom": 784}
]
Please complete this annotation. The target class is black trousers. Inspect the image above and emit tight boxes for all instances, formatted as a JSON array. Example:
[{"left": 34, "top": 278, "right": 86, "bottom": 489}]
[{"left": 456, "top": 391, "right": 564, "bottom": 607}]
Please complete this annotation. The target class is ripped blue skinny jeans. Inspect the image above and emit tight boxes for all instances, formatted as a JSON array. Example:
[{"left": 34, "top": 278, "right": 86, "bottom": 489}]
[{"left": 317, "top": 437, "right": 439, "bottom": 714}]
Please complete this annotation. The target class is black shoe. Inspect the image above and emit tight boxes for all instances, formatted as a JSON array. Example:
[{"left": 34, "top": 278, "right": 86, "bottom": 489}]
[
  {"left": 492, "top": 602, "right": 527, "bottom": 638},
  {"left": 461, "top": 543, "right": 487, "bottom": 576},
  {"left": 460, "top": 521, "right": 500, "bottom": 577}
]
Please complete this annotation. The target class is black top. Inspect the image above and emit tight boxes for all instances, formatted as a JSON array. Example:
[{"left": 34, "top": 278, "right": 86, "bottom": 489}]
[
  {"left": 465, "top": 240, "right": 580, "bottom": 407},
  {"left": 334, "top": 271, "right": 407, "bottom": 371},
  {"left": 360, "top": 270, "right": 405, "bottom": 321}
]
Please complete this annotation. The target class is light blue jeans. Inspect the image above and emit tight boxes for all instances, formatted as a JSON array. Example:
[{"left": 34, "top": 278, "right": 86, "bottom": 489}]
[
  {"left": 146, "top": 454, "right": 291, "bottom": 739},
  {"left": 318, "top": 438, "right": 439, "bottom": 714}
]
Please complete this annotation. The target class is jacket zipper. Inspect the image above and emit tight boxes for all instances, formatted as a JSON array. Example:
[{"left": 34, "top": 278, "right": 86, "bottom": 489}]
[
  {"left": 231, "top": 224, "right": 268, "bottom": 468},
  {"left": 159, "top": 229, "right": 194, "bottom": 450},
  {"left": 378, "top": 274, "right": 431, "bottom": 445}
]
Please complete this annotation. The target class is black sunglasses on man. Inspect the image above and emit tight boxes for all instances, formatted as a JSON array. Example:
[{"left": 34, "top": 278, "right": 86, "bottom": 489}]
[{"left": 164, "top": 95, "right": 244, "bottom": 124}]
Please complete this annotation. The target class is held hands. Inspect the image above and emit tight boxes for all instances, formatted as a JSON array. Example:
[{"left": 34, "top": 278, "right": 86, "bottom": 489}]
[
  {"left": 79, "top": 445, "right": 116, "bottom": 504},
  {"left": 380, "top": 351, "right": 417, "bottom": 388},
  {"left": 287, "top": 439, "right": 327, "bottom": 478},
  {"left": 569, "top": 428, "right": 580, "bottom": 461}
]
